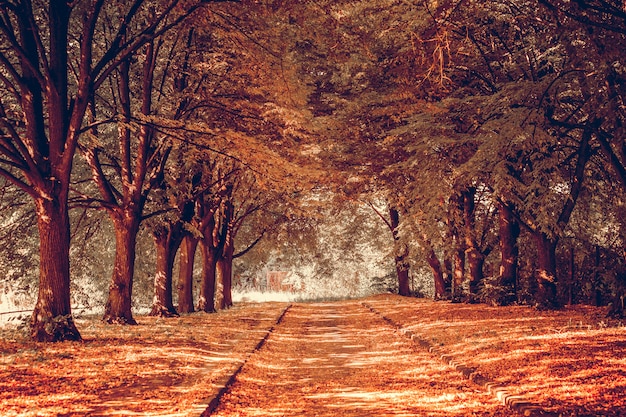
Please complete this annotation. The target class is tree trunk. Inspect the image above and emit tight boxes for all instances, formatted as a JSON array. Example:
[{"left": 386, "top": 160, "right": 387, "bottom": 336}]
[
  {"left": 389, "top": 207, "right": 411, "bottom": 296},
  {"left": 427, "top": 249, "right": 446, "bottom": 300},
  {"left": 467, "top": 251, "right": 485, "bottom": 297},
  {"left": 395, "top": 250, "right": 411, "bottom": 296},
  {"left": 496, "top": 201, "right": 520, "bottom": 305},
  {"left": 31, "top": 197, "right": 81, "bottom": 342},
  {"left": 103, "top": 213, "right": 140, "bottom": 324},
  {"left": 452, "top": 245, "right": 465, "bottom": 302},
  {"left": 592, "top": 245, "right": 603, "bottom": 306},
  {"left": 534, "top": 231, "right": 559, "bottom": 309},
  {"left": 443, "top": 256, "right": 453, "bottom": 295},
  {"left": 149, "top": 224, "right": 183, "bottom": 317},
  {"left": 197, "top": 240, "right": 218, "bottom": 313},
  {"left": 463, "top": 188, "right": 484, "bottom": 298},
  {"left": 215, "top": 257, "right": 233, "bottom": 310},
  {"left": 177, "top": 234, "right": 198, "bottom": 314},
  {"left": 567, "top": 246, "right": 575, "bottom": 306},
  {"left": 218, "top": 243, "right": 234, "bottom": 309}
]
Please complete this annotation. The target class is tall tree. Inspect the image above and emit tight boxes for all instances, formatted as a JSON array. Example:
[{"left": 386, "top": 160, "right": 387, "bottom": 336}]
[
  {"left": 0, "top": 0, "right": 209, "bottom": 341},
  {"left": 215, "top": 170, "right": 274, "bottom": 309},
  {"left": 82, "top": 16, "right": 215, "bottom": 323}
]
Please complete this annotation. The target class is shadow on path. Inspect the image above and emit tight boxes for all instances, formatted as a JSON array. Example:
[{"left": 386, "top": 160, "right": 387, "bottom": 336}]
[{"left": 211, "top": 300, "right": 510, "bottom": 417}]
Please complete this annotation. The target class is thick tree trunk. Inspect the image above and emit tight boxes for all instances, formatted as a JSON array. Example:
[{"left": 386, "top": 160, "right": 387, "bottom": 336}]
[
  {"left": 452, "top": 246, "right": 465, "bottom": 302},
  {"left": 197, "top": 240, "right": 217, "bottom": 313},
  {"left": 534, "top": 231, "right": 560, "bottom": 309},
  {"left": 31, "top": 197, "right": 81, "bottom": 342},
  {"left": 467, "top": 251, "right": 485, "bottom": 297},
  {"left": 495, "top": 201, "right": 520, "bottom": 305},
  {"left": 149, "top": 224, "right": 182, "bottom": 317},
  {"left": 217, "top": 243, "right": 234, "bottom": 309},
  {"left": 389, "top": 207, "right": 411, "bottom": 296},
  {"left": 177, "top": 234, "right": 198, "bottom": 314},
  {"left": 103, "top": 213, "right": 140, "bottom": 324},
  {"left": 395, "top": 251, "right": 411, "bottom": 296},
  {"left": 427, "top": 249, "right": 446, "bottom": 300}
]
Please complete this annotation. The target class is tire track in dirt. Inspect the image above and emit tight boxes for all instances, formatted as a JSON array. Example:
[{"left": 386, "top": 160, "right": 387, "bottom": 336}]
[{"left": 208, "top": 300, "right": 511, "bottom": 417}]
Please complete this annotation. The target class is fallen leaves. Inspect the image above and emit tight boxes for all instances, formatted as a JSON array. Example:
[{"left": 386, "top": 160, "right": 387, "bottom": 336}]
[
  {"left": 0, "top": 302, "right": 288, "bottom": 416},
  {"left": 364, "top": 294, "right": 626, "bottom": 417},
  {"left": 212, "top": 301, "right": 510, "bottom": 417},
  {"left": 1, "top": 296, "right": 624, "bottom": 416}
]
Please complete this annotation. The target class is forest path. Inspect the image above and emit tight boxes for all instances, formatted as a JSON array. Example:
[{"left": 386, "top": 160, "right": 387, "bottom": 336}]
[{"left": 209, "top": 300, "right": 510, "bottom": 417}]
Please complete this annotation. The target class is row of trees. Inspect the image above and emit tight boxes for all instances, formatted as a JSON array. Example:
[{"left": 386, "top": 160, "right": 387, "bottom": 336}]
[
  {"left": 1, "top": 0, "right": 625, "bottom": 342},
  {"left": 0, "top": 0, "right": 322, "bottom": 342},
  {"left": 257, "top": 0, "right": 626, "bottom": 311}
]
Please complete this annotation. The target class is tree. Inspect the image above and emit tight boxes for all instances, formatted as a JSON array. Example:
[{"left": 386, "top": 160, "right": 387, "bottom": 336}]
[
  {"left": 81, "top": 16, "right": 221, "bottom": 323},
  {"left": 215, "top": 169, "right": 274, "bottom": 309},
  {"left": 0, "top": 0, "right": 209, "bottom": 341},
  {"left": 402, "top": 0, "right": 606, "bottom": 307},
  {"left": 369, "top": 203, "right": 412, "bottom": 296},
  {"left": 148, "top": 199, "right": 191, "bottom": 317}
]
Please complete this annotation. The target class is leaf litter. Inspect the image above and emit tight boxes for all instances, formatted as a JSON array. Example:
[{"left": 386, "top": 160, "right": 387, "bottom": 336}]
[
  {"left": 0, "top": 302, "right": 288, "bottom": 417},
  {"left": 1, "top": 295, "right": 624, "bottom": 416},
  {"left": 212, "top": 300, "right": 510, "bottom": 417},
  {"left": 364, "top": 294, "right": 626, "bottom": 417}
]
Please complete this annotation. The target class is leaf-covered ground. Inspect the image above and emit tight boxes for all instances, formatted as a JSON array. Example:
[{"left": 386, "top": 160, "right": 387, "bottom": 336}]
[
  {"left": 1, "top": 295, "right": 624, "bottom": 416},
  {"left": 212, "top": 301, "right": 510, "bottom": 417},
  {"left": 0, "top": 302, "right": 289, "bottom": 416},
  {"left": 364, "top": 294, "right": 626, "bottom": 416}
]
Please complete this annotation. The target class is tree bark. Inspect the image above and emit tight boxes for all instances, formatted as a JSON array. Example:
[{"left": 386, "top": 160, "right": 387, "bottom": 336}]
[
  {"left": 195, "top": 196, "right": 224, "bottom": 313},
  {"left": 443, "top": 256, "right": 453, "bottom": 295},
  {"left": 467, "top": 252, "right": 485, "bottom": 297},
  {"left": 218, "top": 242, "right": 234, "bottom": 309},
  {"left": 427, "top": 248, "right": 446, "bottom": 300},
  {"left": 103, "top": 212, "right": 140, "bottom": 324},
  {"left": 463, "top": 188, "right": 485, "bottom": 297},
  {"left": 447, "top": 192, "right": 465, "bottom": 302},
  {"left": 534, "top": 231, "right": 560, "bottom": 308},
  {"left": 395, "top": 251, "right": 411, "bottom": 296},
  {"left": 389, "top": 207, "right": 411, "bottom": 296},
  {"left": 567, "top": 246, "right": 575, "bottom": 306},
  {"left": 177, "top": 234, "right": 199, "bottom": 314},
  {"left": 149, "top": 224, "right": 183, "bottom": 317},
  {"left": 496, "top": 200, "right": 520, "bottom": 305},
  {"left": 198, "top": 239, "right": 218, "bottom": 313},
  {"left": 31, "top": 197, "right": 81, "bottom": 342},
  {"left": 451, "top": 246, "right": 465, "bottom": 302}
]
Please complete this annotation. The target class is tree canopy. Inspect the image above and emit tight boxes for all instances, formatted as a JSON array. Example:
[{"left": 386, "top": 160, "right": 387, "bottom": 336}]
[{"left": 0, "top": 0, "right": 625, "bottom": 341}]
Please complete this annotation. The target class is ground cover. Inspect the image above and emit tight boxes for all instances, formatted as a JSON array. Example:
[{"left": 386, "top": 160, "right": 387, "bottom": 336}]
[
  {"left": 365, "top": 294, "right": 626, "bottom": 417},
  {"left": 211, "top": 300, "right": 511, "bottom": 417},
  {"left": 1, "top": 295, "right": 624, "bottom": 416},
  {"left": 0, "top": 302, "right": 289, "bottom": 417}
]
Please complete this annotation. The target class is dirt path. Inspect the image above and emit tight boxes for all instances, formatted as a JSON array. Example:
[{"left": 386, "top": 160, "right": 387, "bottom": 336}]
[{"left": 210, "top": 300, "right": 510, "bottom": 417}]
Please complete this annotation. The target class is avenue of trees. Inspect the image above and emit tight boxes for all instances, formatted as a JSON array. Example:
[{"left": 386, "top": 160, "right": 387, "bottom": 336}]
[{"left": 0, "top": 0, "right": 624, "bottom": 342}]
